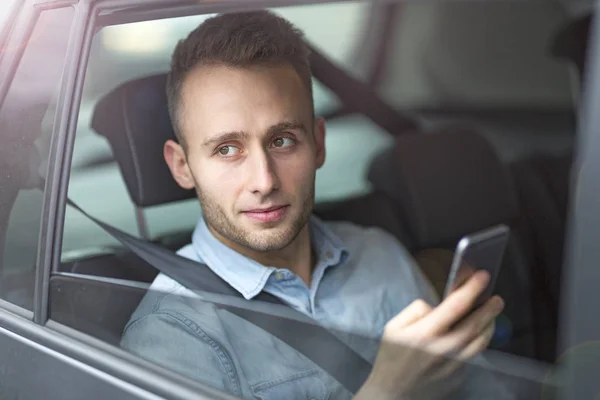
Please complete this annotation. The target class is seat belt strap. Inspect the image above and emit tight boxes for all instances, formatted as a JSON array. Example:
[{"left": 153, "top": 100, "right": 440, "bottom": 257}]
[
  {"left": 65, "top": 198, "right": 373, "bottom": 394},
  {"left": 307, "top": 42, "right": 419, "bottom": 135}
]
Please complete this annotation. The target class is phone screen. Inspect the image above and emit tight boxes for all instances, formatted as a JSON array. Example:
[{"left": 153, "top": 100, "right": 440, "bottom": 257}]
[{"left": 443, "top": 225, "right": 510, "bottom": 309}]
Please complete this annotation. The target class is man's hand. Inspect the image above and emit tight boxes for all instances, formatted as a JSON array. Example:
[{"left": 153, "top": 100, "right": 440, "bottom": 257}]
[{"left": 355, "top": 271, "right": 504, "bottom": 400}]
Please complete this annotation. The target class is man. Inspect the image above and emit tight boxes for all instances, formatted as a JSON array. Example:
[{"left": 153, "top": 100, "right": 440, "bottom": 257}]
[{"left": 121, "top": 10, "right": 511, "bottom": 400}]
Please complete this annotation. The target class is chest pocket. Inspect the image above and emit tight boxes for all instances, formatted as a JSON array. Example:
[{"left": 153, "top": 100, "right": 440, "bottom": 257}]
[{"left": 250, "top": 369, "right": 330, "bottom": 400}]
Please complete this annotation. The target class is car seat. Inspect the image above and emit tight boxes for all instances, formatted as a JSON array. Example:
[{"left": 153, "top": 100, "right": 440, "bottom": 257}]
[{"left": 367, "top": 126, "right": 538, "bottom": 359}]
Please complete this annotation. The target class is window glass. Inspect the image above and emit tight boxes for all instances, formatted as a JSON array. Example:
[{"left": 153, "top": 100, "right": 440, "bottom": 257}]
[
  {"left": 0, "top": 7, "right": 74, "bottom": 310},
  {"left": 51, "top": 2, "right": 571, "bottom": 399}
]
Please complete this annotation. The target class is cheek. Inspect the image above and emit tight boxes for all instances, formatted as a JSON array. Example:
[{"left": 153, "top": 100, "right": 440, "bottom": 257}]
[
  {"left": 274, "top": 153, "right": 316, "bottom": 189},
  {"left": 190, "top": 160, "right": 244, "bottom": 202}
]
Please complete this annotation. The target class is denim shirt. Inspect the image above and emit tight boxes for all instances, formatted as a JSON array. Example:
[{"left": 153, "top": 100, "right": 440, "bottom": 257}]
[{"left": 121, "top": 216, "right": 514, "bottom": 400}]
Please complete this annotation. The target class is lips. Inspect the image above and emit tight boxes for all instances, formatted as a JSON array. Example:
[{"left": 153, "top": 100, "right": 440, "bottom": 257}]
[{"left": 242, "top": 205, "right": 289, "bottom": 223}]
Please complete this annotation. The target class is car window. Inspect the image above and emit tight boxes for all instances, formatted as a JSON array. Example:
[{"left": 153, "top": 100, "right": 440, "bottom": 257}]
[
  {"left": 0, "top": 6, "right": 74, "bottom": 311},
  {"left": 50, "top": 1, "right": 572, "bottom": 398}
]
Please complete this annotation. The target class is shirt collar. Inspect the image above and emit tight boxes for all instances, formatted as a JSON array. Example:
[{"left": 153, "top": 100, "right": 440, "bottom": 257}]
[
  {"left": 190, "top": 215, "right": 349, "bottom": 299},
  {"left": 309, "top": 216, "right": 349, "bottom": 270}
]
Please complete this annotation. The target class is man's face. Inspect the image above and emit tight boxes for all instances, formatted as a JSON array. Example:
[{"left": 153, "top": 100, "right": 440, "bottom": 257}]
[{"left": 165, "top": 63, "right": 325, "bottom": 253}]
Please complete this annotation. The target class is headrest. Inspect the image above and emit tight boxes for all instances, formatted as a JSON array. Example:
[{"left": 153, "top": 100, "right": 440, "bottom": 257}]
[
  {"left": 91, "top": 74, "right": 195, "bottom": 207},
  {"left": 368, "top": 127, "right": 519, "bottom": 248},
  {"left": 551, "top": 13, "right": 591, "bottom": 76}
]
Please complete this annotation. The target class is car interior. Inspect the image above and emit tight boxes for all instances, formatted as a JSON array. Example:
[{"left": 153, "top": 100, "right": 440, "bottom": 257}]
[{"left": 0, "top": 0, "right": 589, "bottom": 384}]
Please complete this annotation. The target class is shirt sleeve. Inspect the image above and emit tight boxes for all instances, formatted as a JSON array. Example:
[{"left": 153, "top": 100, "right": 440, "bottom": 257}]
[{"left": 121, "top": 310, "right": 246, "bottom": 399}]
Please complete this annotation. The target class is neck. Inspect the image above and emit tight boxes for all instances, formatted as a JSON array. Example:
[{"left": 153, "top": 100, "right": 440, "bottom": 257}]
[{"left": 209, "top": 222, "right": 315, "bottom": 286}]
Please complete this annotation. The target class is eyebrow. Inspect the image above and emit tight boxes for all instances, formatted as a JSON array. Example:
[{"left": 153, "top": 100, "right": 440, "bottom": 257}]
[
  {"left": 201, "top": 120, "right": 308, "bottom": 149},
  {"left": 200, "top": 131, "right": 251, "bottom": 149},
  {"left": 265, "top": 120, "right": 307, "bottom": 138}
]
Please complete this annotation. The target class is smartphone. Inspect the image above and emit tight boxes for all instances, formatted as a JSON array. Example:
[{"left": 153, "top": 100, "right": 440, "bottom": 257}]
[{"left": 442, "top": 224, "right": 510, "bottom": 310}]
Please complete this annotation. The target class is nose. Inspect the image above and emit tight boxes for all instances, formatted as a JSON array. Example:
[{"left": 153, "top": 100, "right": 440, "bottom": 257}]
[{"left": 246, "top": 148, "right": 279, "bottom": 196}]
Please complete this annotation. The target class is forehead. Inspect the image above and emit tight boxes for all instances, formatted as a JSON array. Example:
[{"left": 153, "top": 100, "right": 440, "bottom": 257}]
[{"left": 178, "top": 63, "right": 312, "bottom": 142}]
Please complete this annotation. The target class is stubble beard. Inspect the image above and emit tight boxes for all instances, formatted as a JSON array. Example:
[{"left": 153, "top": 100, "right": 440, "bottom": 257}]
[{"left": 196, "top": 184, "right": 315, "bottom": 253}]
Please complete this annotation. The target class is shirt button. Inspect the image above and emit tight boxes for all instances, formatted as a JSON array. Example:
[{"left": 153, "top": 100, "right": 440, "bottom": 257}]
[
  {"left": 274, "top": 272, "right": 284, "bottom": 280},
  {"left": 326, "top": 251, "right": 333, "bottom": 259}
]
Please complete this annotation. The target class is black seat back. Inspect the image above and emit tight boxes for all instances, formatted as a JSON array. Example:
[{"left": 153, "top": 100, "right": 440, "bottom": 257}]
[
  {"left": 91, "top": 74, "right": 194, "bottom": 208},
  {"left": 315, "top": 191, "right": 414, "bottom": 248},
  {"left": 368, "top": 126, "right": 520, "bottom": 248},
  {"left": 367, "top": 126, "right": 537, "bottom": 359}
]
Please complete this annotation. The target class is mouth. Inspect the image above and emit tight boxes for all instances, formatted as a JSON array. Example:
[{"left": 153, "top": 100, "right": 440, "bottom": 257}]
[{"left": 242, "top": 205, "right": 289, "bottom": 223}]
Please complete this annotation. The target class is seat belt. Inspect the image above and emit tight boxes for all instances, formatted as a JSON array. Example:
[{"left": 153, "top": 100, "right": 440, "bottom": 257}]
[
  {"left": 307, "top": 42, "right": 419, "bottom": 135},
  {"left": 65, "top": 198, "right": 372, "bottom": 394}
]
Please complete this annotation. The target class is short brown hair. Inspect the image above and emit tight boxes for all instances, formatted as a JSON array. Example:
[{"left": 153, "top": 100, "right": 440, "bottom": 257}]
[{"left": 166, "top": 10, "right": 313, "bottom": 144}]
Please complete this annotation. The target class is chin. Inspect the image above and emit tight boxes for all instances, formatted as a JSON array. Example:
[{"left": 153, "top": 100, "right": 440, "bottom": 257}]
[
  {"left": 243, "top": 227, "right": 297, "bottom": 252},
  {"left": 209, "top": 204, "right": 311, "bottom": 253}
]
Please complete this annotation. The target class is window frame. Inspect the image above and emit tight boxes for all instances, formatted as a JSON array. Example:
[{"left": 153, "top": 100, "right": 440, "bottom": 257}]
[{"left": 31, "top": 0, "right": 87, "bottom": 324}]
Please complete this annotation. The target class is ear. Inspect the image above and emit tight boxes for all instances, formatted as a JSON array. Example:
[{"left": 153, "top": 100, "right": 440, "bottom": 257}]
[
  {"left": 164, "top": 139, "right": 195, "bottom": 190},
  {"left": 314, "top": 117, "right": 326, "bottom": 169}
]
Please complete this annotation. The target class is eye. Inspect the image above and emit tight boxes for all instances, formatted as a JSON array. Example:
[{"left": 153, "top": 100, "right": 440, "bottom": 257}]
[
  {"left": 271, "top": 137, "right": 295, "bottom": 149},
  {"left": 217, "top": 145, "right": 241, "bottom": 157}
]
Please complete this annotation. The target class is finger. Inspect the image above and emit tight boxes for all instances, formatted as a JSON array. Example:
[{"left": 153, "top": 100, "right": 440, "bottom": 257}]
[
  {"left": 451, "top": 296, "right": 503, "bottom": 348},
  {"left": 417, "top": 271, "right": 490, "bottom": 336},
  {"left": 454, "top": 322, "right": 495, "bottom": 361},
  {"left": 386, "top": 299, "right": 432, "bottom": 332},
  {"left": 428, "top": 296, "right": 503, "bottom": 354},
  {"left": 421, "top": 322, "right": 496, "bottom": 385}
]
